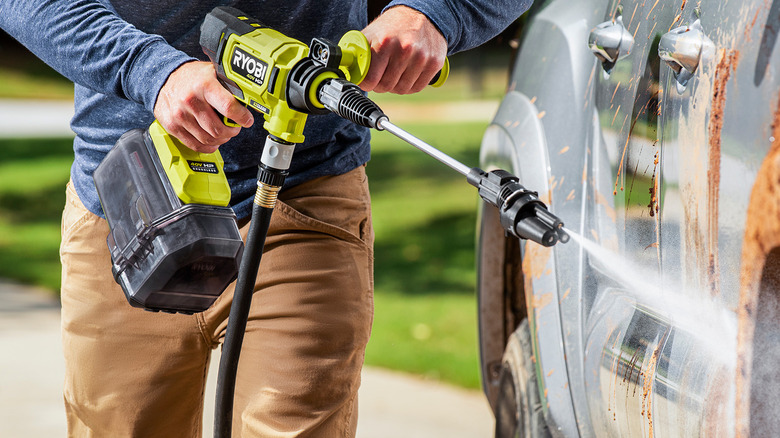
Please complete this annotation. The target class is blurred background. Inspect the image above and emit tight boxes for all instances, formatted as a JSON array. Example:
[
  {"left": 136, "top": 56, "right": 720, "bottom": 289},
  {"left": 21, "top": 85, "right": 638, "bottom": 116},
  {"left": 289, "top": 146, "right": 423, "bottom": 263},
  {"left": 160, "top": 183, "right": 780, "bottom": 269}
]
[{"left": 0, "top": 2, "right": 524, "bottom": 394}]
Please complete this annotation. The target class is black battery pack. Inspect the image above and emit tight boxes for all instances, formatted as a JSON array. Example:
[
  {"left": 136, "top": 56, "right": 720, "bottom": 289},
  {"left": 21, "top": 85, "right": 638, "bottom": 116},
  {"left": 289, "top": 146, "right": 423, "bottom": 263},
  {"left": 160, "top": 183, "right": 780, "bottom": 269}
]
[{"left": 94, "top": 127, "right": 244, "bottom": 314}]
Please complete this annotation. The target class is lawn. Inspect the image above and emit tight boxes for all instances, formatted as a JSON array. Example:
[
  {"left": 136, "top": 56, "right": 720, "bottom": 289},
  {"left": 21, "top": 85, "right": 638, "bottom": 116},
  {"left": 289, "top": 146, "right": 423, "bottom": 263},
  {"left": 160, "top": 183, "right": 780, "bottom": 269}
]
[
  {"left": 365, "top": 120, "right": 487, "bottom": 389},
  {"left": 0, "top": 138, "right": 73, "bottom": 291}
]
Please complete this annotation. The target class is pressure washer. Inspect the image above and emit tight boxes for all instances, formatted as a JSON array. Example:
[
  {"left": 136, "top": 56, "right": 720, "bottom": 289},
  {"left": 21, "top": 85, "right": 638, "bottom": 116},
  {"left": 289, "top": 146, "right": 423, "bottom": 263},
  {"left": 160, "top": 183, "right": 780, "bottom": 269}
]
[{"left": 93, "top": 6, "right": 568, "bottom": 437}]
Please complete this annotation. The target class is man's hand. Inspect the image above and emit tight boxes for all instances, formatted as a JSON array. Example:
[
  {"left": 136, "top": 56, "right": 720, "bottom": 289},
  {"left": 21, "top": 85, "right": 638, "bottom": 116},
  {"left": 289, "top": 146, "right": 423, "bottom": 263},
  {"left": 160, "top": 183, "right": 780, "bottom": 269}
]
[
  {"left": 360, "top": 6, "right": 448, "bottom": 95},
  {"left": 154, "top": 61, "right": 254, "bottom": 153}
]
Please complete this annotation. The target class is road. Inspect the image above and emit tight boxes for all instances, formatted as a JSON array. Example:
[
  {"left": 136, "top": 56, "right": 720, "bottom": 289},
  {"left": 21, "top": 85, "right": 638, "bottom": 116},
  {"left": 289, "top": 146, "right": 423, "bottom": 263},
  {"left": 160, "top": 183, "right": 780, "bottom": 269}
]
[{"left": 0, "top": 99, "right": 496, "bottom": 437}]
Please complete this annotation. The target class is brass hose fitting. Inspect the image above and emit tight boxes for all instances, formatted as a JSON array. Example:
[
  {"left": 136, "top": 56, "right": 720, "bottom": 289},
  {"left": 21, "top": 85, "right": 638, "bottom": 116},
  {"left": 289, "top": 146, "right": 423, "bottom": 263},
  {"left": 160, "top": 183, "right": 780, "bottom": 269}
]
[{"left": 254, "top": 182, "right": 282, "bottom": 208}]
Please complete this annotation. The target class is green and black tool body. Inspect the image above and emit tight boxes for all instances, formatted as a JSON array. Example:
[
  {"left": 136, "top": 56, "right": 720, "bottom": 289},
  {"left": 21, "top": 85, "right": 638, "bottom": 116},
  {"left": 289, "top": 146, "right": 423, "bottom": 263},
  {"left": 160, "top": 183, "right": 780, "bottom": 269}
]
[{"left": 94, "top": 6, "right": 394, "bottom": 315}]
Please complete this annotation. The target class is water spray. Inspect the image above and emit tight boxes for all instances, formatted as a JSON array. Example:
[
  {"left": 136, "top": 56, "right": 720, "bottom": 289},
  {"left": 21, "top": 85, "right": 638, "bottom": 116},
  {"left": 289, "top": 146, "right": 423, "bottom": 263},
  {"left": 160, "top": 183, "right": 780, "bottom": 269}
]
[{"left": 565, "top": 228, "right": 737, "bottom": 365}]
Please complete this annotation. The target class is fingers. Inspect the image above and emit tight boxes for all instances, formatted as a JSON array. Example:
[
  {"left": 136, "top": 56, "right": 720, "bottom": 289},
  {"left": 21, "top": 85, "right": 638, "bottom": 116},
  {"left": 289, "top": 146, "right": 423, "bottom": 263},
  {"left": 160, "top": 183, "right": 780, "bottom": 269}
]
[
  {"left": 203, "top": 81, "right": 254, "bottom": 129},
  {"left": 154, "top": 61, "right": 253, "bottom": 153},
  {"left": 361, "top": 41, "right": 438, "bottom": 94},
  {"left": 392, "top": 47, "right": 443, "bottom": 94},
  {"left": 359, "top": 46, "right": 390, "bottom": 92},
  {"left": 360, "top": 6, "right": 447, "bottom": 95},
  {"left": 158, "top": 95, "right": 234, "bottom": 153},
  {"left": 409, "top": 54, "right": 445, "bottom": 93}
]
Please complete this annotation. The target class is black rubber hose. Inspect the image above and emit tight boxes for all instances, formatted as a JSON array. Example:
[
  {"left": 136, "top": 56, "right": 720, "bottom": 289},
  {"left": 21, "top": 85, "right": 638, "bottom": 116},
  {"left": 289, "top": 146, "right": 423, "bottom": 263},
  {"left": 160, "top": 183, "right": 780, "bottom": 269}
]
[{"left": 214, "top": 201, "right": 275, "bottom": 438}]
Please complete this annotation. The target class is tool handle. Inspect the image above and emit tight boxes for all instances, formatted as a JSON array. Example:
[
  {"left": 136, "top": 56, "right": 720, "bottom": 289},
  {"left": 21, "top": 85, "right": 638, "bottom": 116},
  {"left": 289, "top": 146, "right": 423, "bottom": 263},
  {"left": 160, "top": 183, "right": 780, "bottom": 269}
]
[
  {"left": 429, "top": 57, "right": 449, "bottom": 87},
  {"left": 338, "top": 29, "right": 449, "bottom": 88}
]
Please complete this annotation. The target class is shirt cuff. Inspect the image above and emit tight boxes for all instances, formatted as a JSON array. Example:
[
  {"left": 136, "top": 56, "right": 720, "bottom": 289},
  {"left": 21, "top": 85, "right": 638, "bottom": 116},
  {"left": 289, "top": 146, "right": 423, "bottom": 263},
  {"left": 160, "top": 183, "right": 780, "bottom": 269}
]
[
  {"left": 124, "top": 38, "right": 198, "bottom": 113},
  {"left": 383, "top": 0, "right": 461, "bottom": 52}
]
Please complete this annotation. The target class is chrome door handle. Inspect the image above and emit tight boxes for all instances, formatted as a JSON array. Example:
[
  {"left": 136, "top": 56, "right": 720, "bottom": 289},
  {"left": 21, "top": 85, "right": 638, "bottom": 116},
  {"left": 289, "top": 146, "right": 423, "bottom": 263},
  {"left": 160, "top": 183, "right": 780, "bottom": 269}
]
[
  {"left": 659, "top": 19, "right": 713, "bottom": 91},
  {"left": 589, "top": 16, "right": 634, "bottom": 73}
]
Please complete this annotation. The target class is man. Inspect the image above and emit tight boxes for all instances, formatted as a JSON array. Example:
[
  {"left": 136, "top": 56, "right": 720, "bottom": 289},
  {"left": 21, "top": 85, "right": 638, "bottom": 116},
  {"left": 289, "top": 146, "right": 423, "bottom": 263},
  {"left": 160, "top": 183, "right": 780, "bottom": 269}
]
[{"left": 1, "top": 0, "right": 531, "bottom": 436}]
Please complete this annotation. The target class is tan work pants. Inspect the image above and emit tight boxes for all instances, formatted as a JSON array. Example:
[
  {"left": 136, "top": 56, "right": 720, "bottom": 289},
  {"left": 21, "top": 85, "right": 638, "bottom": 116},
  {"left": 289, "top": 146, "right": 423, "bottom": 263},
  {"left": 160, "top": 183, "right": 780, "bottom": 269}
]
[{"left": 59, "top": 167, "right": 374, "bottom": 437}]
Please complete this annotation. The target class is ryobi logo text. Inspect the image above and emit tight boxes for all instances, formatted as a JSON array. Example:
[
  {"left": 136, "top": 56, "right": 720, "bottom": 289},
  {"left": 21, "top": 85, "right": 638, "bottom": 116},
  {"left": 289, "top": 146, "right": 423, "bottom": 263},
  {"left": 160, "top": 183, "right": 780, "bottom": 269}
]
[{"left": 231, "top": 47, "right": 268, "bottom": 86}]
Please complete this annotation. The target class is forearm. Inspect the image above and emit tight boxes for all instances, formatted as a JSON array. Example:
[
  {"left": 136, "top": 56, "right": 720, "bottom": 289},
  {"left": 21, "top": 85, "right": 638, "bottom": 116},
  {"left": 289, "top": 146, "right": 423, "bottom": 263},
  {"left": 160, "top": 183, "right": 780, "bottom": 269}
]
[
  {"left": 0, "top": 0, "right": 195, "bottom": 112},
  {"left": 385, "top": 0, "right": 533, "bottom": 53}
]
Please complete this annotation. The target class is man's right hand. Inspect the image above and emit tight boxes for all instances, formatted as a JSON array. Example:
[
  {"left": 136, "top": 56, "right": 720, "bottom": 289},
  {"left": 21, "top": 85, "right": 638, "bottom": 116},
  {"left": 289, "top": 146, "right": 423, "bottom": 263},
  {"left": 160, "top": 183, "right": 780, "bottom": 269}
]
[{"left": 154, "top": 61, "right": 254, "bottom": 153}]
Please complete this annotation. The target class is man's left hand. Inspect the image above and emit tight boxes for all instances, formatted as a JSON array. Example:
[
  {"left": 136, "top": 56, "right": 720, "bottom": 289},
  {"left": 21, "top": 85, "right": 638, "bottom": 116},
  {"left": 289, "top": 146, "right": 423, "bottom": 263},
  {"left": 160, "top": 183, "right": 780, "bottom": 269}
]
[{"left": 360, "top": 6, "right": 448, "bottom": 95}]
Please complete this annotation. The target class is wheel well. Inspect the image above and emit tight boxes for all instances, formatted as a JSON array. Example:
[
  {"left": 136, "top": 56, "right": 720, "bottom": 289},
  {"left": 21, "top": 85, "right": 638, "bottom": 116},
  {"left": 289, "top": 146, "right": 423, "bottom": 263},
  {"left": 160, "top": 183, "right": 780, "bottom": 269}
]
[
  {"left": 748, "top": 246, "right": 780, "bottom": 436},
  {"left": 478, "top": 199, "right": 528, "bottom": 412}
]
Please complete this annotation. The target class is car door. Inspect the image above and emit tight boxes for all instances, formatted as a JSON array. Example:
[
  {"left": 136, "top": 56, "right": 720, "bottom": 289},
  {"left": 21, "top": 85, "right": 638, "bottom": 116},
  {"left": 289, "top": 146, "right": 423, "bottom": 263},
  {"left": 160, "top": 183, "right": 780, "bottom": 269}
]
[
  {"left": 583, "top": 0, "right": 780, "bottom": 437},
  {"left": 656, "top": 1, "right": 780, "bottom": 436},
  {"left": 583, "top": 1, "right": 682, "bottom": 436}
]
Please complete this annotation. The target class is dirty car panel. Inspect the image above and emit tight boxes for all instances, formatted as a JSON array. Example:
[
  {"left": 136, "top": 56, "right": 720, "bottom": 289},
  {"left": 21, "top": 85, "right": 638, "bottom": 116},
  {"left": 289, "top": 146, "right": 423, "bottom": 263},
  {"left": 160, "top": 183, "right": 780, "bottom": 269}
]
[{"left": 478, "top": 0, "right": 780, "bottom": 436}]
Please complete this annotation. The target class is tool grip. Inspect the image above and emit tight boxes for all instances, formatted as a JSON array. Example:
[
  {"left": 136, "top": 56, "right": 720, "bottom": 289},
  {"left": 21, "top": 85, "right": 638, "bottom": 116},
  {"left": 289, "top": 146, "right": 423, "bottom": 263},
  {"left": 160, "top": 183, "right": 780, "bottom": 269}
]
[{"left": 338, "top": 30, "right": 449, "bottom": 88}]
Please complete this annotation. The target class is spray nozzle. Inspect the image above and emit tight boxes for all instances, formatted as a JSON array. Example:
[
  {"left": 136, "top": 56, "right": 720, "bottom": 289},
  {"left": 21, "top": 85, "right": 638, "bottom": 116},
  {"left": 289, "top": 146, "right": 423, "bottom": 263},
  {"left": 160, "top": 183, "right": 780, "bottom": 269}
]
[{"left": 468, "top": 169, "right": 568, "bottom": 247}]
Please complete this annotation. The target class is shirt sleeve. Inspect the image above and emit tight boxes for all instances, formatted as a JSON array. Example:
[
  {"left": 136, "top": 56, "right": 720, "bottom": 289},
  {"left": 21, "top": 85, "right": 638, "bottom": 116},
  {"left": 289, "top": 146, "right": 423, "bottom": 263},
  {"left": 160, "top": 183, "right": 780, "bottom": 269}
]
[
  {"left": 0, "top": 0, "right": 196, "bottom": 113},
  {"left": 384, "top": 0, "right": 533, "bottom": 54}
]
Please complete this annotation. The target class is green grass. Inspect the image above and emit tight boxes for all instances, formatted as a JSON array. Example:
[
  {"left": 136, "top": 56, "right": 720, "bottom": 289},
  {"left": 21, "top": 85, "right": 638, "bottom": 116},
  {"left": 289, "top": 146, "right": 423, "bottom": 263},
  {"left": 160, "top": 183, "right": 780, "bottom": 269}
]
[
  {"left": 0, "top": 138, "right": 74, "bottom": 290},
  {"left": 0, "top": 45, "right": 74, "bottom": 100},
  {"left": 367, "top": 122, "right": 484, "bottom": 295},
  {"left": 368, "top": 291, "right": 480, "bottom": 388},
  {"left": 368, "top": 51, "right": 510, "bottom": 104},
  {"left": 0, "top": 66, "right": 73, "bottom": 100},
  {"left": 365, "top": 120, "right": 487, "bottom": 389}
]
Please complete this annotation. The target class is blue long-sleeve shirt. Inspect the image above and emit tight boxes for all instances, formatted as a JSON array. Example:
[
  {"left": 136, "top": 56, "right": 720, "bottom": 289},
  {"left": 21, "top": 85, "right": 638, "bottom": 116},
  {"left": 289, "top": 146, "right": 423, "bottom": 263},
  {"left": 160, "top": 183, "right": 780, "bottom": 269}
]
[{"left": 0, "top": 0, "right": 532, "bottom": 220}]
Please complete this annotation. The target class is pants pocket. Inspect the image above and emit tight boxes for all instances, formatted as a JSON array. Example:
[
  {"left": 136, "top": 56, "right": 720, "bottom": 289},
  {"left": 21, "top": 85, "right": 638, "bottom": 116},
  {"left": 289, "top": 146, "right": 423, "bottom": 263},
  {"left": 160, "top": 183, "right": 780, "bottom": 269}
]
[
  {"left": 60, "top": 181, "right": 103, "bottom": 257},
  {"left": 277, "top": 166, "right": 373, "bottom": 248}
]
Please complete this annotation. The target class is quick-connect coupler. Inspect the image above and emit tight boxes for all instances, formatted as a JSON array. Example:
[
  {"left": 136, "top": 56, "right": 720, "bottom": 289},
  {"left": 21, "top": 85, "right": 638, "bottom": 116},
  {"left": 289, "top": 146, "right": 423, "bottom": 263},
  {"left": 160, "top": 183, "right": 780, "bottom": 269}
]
[
  {"left": 255, "top": 136, "right": 295, "bottom": 209},
  {"left": 467, "top": 168, "right": 569, "bottom": 247}
]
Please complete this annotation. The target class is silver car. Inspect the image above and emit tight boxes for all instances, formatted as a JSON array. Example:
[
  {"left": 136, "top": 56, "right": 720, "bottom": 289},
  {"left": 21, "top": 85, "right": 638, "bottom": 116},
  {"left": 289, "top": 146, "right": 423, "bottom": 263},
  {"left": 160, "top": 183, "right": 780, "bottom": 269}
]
[{"left": 477, "top": 0, "right": 780, "bottom": 436}]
